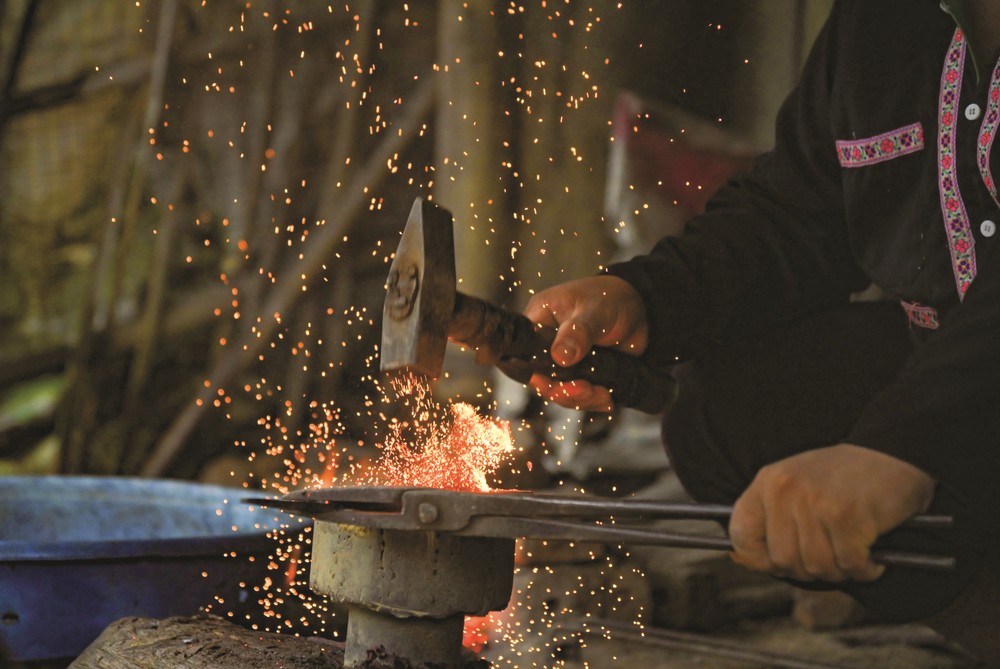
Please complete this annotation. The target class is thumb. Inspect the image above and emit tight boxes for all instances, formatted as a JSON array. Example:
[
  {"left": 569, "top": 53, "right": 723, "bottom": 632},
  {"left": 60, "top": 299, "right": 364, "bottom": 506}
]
[{"left": 550, "top": 318, "right": 596, "bottom": 367}]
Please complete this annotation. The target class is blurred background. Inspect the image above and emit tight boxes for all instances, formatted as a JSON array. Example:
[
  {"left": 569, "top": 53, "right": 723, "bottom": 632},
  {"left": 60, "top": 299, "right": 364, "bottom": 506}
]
[{"left": 0, "top": 0, "right": 832, "bottom": 484}]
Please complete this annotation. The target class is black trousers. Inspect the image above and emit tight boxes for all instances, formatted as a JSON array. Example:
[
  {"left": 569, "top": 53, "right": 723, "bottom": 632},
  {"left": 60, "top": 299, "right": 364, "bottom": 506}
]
[{"left": 661, "top": 301, "right": 996, "bottom": 621}]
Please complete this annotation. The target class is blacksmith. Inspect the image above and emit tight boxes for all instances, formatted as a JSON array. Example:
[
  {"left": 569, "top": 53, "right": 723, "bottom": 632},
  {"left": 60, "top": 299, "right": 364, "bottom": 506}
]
[{"left": 526, "top": 0, "right": 1000, "bottom": 660}]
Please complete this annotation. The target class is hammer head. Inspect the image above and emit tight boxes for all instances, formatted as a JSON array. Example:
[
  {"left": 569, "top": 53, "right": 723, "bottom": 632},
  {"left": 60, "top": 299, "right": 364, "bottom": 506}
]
[{"left": 380, "top": 198, "right": 456, "bottom": 378}]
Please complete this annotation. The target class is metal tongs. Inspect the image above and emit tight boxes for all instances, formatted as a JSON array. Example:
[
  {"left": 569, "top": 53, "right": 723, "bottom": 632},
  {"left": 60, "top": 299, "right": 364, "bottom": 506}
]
[{"left": 247, "top": 486, "right": 956, "bottom": 571}]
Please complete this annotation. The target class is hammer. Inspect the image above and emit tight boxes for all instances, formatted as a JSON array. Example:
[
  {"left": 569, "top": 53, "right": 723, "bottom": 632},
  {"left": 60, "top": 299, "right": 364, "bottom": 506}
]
[{"left": 380, "top": 198, "right": 675, "bottom": 414}]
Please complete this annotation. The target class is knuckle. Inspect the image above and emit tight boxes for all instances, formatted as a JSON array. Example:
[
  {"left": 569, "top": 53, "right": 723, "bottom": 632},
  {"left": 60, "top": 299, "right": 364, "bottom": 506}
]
[
  {"left": 524, "top": 293, "right": 552, "bottom": 319},
  {"left": 761, "top": 468, "right": 797, "bottom": 496},
  {"left": 802, "top": 558, "right": 844, "bottom": 582},
  {"left": 728, "top": 515, "right": 756, "bottom": 549},
  {"left": 565, "top": 318, "right": 599, "bottom": 344},
  {"left": 729, "top": 550, "right": 770, "bottom": 574},
  {"left": 768, "top": 547, "right": 798, "bottom": 572},
  {"left": 822, "top": 500, "right": 856, "bottom": 527},
  {"left": 728, "top": 527, "right": 752, "bottom": 553},
  {"left": 835, "top": 547, "right": 870, "bottom": 573}
]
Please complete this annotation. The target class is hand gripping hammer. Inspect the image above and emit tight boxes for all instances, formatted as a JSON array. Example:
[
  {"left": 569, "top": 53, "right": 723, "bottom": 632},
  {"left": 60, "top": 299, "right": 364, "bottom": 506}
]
[{"left": 379, "top": 198, "right": 675, "bottom": 413}]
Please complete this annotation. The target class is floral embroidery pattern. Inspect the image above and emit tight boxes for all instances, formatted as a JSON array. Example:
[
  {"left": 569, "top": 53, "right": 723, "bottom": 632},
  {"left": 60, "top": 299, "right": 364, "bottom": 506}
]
[
  {"left": 977, "top": 58, "right": 1000, "bottom": 208},
  {"left": 938, "top": 29, "right": 977, "bottom": 299},
  {"left": 901, "top": 300, "right": 940, "bottom": 330},
  {"left": 836, "top": 123, "right": 924, "bottom": 167}
]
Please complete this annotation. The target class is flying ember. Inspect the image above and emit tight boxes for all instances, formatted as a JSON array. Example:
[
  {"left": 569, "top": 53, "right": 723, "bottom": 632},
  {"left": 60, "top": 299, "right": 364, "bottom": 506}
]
[{"left": 359, "top": 372, "right": 515, "bottom": 492}]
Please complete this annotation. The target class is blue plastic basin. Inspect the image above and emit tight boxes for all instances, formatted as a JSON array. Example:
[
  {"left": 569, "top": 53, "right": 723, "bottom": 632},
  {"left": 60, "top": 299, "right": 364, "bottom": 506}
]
[{"left": 0, "top": 476, "right": 300, "bottom": 661}]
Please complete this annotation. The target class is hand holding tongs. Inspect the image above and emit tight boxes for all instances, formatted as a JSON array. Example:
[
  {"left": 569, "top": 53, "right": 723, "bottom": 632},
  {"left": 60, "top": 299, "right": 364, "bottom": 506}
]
[{"left": 246, "top": 486, "right": 956, "bottom": 571}]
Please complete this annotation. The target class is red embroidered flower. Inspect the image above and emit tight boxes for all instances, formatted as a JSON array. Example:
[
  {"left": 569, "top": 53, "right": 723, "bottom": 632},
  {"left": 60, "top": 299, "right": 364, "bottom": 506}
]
[
  {"left": 947, "top": 197, "right": 960, "bottom": 212},
  {"left": 942, "top": 155, "right": 953, "bottom": 169},
  {"left": 982, "top": 131, "right": 992, "bottom": 146},
  {"left": 992, "top": 88, "right": 1000, "bottom": 102},
  {"left": 955, "top": 238, "right": 970, "bottom": 253},
  {"left": 852, "top": 147, "right": 862, "bottom": 160},
  {"left": 946, "top": 70, "right": 959, "bottom": 84},
  {"left": 942, "top": 111, "right": 954, "bottom": 126},
  {"left": 881, "top": 138, "right": 895, "bottom": 153}
]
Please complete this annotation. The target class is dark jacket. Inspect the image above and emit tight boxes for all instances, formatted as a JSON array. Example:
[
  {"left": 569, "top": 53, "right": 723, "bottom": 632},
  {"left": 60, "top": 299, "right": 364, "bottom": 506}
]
[{"left": 609, "top": 0, "right": 1000, "bottom": 496}]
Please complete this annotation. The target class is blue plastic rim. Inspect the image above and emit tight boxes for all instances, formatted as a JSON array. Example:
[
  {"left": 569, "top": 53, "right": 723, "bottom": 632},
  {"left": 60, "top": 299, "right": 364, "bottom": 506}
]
[{"left": 0, "top": 475, "right": 305, "bottom": 661}]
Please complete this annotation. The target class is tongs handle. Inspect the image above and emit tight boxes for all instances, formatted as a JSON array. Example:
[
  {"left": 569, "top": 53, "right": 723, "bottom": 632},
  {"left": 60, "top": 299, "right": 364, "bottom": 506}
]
[
  {"left": 497, "top": 518, "right": 955, "bottom": 571},
  {"left": 245, "top": 488, "right": 956, "bottom": 571},
  {"left": 455, "top": 493, "right": 953, "bottom": 531}
]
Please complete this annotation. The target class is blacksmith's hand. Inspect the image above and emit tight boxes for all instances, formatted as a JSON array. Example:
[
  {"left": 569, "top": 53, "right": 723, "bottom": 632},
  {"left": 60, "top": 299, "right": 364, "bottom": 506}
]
[
  {"left": 728, "top": 444, "right": 936, "bottom": 582},
  {"left": 523, "top": 275, "right": 648, "bottom": 412}
]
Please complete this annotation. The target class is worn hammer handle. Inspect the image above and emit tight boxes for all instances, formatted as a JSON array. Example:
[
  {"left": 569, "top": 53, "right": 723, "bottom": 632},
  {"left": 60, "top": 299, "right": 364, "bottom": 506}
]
[{"left": 450, "top": 293, "right": 676, "bottom": 414}]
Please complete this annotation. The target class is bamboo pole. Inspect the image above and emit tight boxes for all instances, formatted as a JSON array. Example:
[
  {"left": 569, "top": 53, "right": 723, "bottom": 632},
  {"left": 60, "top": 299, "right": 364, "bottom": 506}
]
[
  {"left": 513, "top": 1, "right": 615, "bottom": 297},
  {"left": 432, "top": 0, "right": 514, "bottom": 400},
  {"left": 434, "top": 0, "right": 510, "bottom": 303},
  {"left": 58, "top": 0, "right": 179, "bottom": 473},
  {"left": 0, "top": 0, "right": 41, "bottom": 158}
]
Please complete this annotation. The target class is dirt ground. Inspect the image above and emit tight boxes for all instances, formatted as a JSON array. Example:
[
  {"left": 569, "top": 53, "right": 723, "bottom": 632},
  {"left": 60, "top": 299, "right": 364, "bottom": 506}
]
[{"left": 562, "top": 616, "right": 985, "bottom": 669}]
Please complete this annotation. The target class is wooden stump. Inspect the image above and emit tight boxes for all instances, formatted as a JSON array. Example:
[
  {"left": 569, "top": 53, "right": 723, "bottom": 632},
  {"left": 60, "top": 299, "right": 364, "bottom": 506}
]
[{"left": 69, "top": 615, "right": 344, "bottom": 669}]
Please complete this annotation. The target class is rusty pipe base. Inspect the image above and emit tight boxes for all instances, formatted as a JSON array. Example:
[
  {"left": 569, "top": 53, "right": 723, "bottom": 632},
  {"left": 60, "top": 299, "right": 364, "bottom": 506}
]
[{"left": 310, "top": 521, "right": 515, "bottom": 668}]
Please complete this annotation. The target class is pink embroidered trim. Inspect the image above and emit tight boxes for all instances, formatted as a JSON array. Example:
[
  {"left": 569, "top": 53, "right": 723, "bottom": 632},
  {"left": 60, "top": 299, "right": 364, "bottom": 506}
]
[
  {"left": 836, "top": 123, "right": 924, "bottom": 167},
  {"left": 977, "top": 58, "right": 1000, "bottom": 208},
  {"left": 901, "top": 300, "right": 940, "bottom": 330},
  {"left": 938, "top": 29, "right": 977, "bottom": 299}
]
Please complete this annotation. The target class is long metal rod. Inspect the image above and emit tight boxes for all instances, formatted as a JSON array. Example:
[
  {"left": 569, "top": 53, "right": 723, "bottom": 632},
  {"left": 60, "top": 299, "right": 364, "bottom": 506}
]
[
  {"left": 472, "top": 517, "right": 955, "bottom": 571},
  {"left": 257, "top": 487, "right": 955, "bottom": 530},
  {"left": 563, "top": 617, "right": 871, "bottom": 669},
  {"left": 459, "top": 495, "right": 954, "bottom": 530},
  {"left": 247, "top": 488, "right": 957, "bottom": 571}
]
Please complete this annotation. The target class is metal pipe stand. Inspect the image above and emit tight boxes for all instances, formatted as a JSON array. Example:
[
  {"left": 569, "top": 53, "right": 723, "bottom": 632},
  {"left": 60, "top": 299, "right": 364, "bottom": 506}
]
[{"left": 310, "top": 521, "right": 515, "bottom": 668}]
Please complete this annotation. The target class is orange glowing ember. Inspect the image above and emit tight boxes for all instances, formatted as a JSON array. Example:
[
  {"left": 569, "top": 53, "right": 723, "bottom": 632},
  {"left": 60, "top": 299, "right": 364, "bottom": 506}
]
[{"left": 358, "top": 373, "right": 515, "bottom": 492}]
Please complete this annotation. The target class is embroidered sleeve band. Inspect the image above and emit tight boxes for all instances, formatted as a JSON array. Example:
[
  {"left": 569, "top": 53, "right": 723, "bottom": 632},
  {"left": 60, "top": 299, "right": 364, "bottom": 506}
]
[
  {"left": 835, "top": 122, "right": 925, "bottom": 167},
  {"left": 901, "top": 300, "right": 941, "bottom": 329}
]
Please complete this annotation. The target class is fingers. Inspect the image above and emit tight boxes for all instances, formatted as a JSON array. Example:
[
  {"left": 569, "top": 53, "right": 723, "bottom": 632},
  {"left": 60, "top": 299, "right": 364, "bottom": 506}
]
[
  {"left": 551, "top": 319, "right": 599, "bottom": 367},
  {"left": 729, "top": 461, "right": 886, "bottom": 583},
  {"left": 529, "top": 374, "right": 614, "bottom": 412},
  {"left": 524, "top": 276, "right": 648, "bottom": 361},
  {"left": 829, "top": 521, "right": 885, "bottom": 582},
  {"left": 728, "top": 491, "right": 771, "bottom": 573},
  {"left": 796, "top": 515, "right": 844, "bottom": 581},
  {"left": 525, "top": 293, "right": 601, "bottom": 368},
  {"left": 523, "top": 276, "right": 648, "bottom": 410},
  {"left": 729, "top": 486, "right": 812, "bottom": 580}
]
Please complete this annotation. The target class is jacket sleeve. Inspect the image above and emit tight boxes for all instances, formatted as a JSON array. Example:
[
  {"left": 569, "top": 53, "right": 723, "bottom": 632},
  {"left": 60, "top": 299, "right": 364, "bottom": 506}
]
[
  {"left": 848, "top": 243, "right": 1000, "bottom": 494},
  {"left": 607, "top": 2, "right": 869, "bottom": 368},
  {"left": 608, "top": 0, "right": 1000, "bottom": 494}
]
